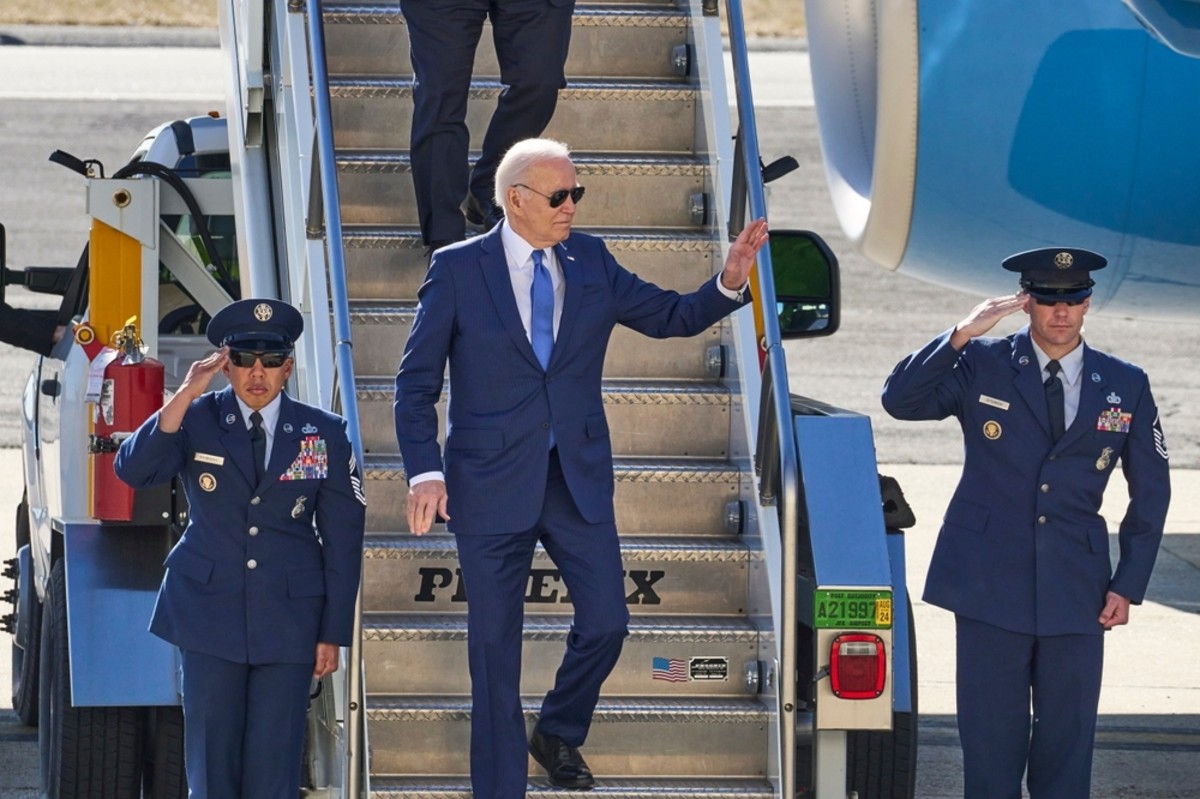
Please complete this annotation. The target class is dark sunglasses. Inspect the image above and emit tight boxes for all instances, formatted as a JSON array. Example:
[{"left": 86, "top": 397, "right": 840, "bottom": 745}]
[
  {"left": 228, "top": 349, "right": 291, "bottom": 368},
  {"left": 513, "top": 183, "right": 585, "bottom": 208},
  {"left": 1033, "top": 297, "right": 1086, "bottom": 307}
]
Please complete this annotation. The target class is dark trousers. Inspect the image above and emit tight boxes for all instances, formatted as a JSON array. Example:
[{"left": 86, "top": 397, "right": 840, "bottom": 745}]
[
  {"left": 955, "top": 616, "right": 1104, "bottom": 799},
  {"left": 454, "top": 450, "right": 629, "bottom": 799},
  {"left": 399, "top": 0, "right": 575, "bottom": 245},
  {"left": 179, "top": 649, "right": 314, "bottom": 799}
]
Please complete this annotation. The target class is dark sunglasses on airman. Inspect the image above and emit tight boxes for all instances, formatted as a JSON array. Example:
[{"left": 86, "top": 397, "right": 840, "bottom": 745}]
[
  {"left": 228, "top": 349, "right": 291, "bottom": 368},
  {"left": 513, "top": 183, "right": 586, "bottom": 208},
  {"left": 1032, "top": 297, "right": 1087, "bottom": 307}
]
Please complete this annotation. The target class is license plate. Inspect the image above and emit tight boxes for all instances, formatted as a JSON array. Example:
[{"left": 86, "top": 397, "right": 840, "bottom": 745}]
[{"left": 813, "top": 589, "right": 893, "bottom": 629}]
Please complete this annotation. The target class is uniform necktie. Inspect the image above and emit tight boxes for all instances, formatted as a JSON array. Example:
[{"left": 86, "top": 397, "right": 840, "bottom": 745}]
[
  {"left": 530, "top": 249, "right": 554, "bottom": 370},
  {"left": 1044, "top": 360, "right": 1065, "bottom": 442},
  {"left": 530, "top": 250, "right": 555, "bottom": 448},
  {"left": 249, "top": 411, "right": 266, "bottom": 483}
]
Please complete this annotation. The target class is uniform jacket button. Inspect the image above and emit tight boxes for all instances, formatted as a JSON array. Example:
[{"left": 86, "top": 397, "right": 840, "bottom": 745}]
[
  {"left": 247, "top": 559, "right": 258, "bottom": 569},
  {"left": 1037, "top": 515, "right": 1047, "bottom": 525},
  {"left": 249, "top": 526, "right": 259, "bottom": 536},
  {"left": 1040, "top": 484, "right": 1050, "bottom": 493},
  {"left": 251, "top": 496, "right": 262, "bottom": 505}
]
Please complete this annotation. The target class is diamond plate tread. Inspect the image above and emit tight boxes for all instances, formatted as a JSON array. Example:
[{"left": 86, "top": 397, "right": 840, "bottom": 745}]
[
  {"left": 340, "top": 225, "right": 721, "bottom": 254},
  {"left": 363, "top": 455, "right": 741, "bottom": 484},
  {"left": 323, "top": 2, "right": 689, "bottom": 27},
  {"left": 366, "top": 695, "right": 769, "bottom": 724},
  {"left": 336, "top": 151, "right": 708, "bottom": 178},
  {"left": 363, "top": 533, "right": 748, "bottom": 563},
  {"left": 362, "top": 613, "right": 758, "bottom": 643},
  {"left": 357, "top": 378, "right": 728, "bottom": 406},
  {"left": 369, "top": 776, "right": 776, "bottom": 799},
  {"left": 329, "top": 76, "right": 697, "bottom": 103}
]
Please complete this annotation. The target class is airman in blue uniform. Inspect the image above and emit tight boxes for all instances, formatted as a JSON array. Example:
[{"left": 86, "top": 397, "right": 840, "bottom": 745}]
[
  {"left": 882, "top": 248, "right": 1170, "bottom": 799},
  {"left": 115, "top": 298, "right": 366, "bottom": 799}
]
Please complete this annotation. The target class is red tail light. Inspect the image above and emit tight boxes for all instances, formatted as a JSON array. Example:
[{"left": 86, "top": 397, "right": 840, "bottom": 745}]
[{"left": 830, "top": 633, "right": 886, "bottom": 699}]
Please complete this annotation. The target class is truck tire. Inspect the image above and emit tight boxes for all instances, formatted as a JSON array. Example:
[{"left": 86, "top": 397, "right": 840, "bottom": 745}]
[
  {"left": 846, "top": 597, "right": 918, "bottom": 798},
  {"left": 38, "top": 559, "right": 144, "bottom": 799},
  {"left": 143, "top": 706, "right": 187, "bottom": 799},
  {"left": 10, "top": 495, "right": 41, "bottom": 727}
]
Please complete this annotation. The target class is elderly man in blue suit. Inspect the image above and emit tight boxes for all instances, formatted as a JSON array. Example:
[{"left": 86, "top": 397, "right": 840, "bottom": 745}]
[
  {"left": 116, "top": 298, "right": 366, "bottom": 799},
  {"left": 882, "top": 249, "right": 1170, "bottom": 799},
  {"left": 394, "top": 137, "right": 766, "bottom": 796}
]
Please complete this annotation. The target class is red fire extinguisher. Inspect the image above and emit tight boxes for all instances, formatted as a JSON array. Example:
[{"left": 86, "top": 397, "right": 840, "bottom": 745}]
[{"left": 90, "top": 319, "right": 164, "bottom": 522}]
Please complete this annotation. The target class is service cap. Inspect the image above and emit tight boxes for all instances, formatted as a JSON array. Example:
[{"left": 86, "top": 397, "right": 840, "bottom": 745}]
[
  {"left": 1001, "top": 247, "right": 1107, "bottom": 304},
  {"left": 206, "top": 298, "right": 303, "bottom": 352}
]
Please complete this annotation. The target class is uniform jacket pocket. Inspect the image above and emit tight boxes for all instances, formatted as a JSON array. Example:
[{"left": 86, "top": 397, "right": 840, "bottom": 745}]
[
  {"left": 165, "top": 547, "right": 214, "bottom": 585},
  {"left": 943, "top": 498, "right": 990, "bottom": 533}
]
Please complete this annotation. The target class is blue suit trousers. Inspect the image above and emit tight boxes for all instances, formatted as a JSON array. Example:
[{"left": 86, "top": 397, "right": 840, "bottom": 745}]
[
  {"left": 454, "top": 449, "right": 630, "bottom": 799},
  {"left": 956, "top": 616, "right": 1104, "bottom": 799},
  {"left": 180, "top": 649, "right": 314, "bottom": 799}
]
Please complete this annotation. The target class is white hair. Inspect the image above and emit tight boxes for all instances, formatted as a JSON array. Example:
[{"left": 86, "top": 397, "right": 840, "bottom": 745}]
[{"left": 494, "top": 138, "right": 573, "bottom": 213}]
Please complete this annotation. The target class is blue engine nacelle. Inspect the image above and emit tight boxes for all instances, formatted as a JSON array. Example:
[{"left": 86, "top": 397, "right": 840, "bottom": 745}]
[{"left": 805, "top": 0, "right": 1200, "bottom": 320}]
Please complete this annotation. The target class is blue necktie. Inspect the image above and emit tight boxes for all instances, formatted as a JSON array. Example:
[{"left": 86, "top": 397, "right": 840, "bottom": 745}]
[
  {"left": 530, "top": 250, "right": 554, "bottom": 370},
  {"left": 531, "top": 250, "right": 555, "bottom": 448}
]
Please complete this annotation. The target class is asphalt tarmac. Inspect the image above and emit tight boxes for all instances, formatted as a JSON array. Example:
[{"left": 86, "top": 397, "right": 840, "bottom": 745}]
[{"left": 0, "top": 30, "right": 1197, "bottom": 799}]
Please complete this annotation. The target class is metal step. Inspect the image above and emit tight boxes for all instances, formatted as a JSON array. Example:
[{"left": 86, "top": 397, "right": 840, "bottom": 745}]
[
  {"left": 365, "top": 696, "right": 769, "bottom": 777},
  {"left": 348, "top": 302, "right": 727, "bottom": 380},
  {"left": 362, "top": 613, "right": 758, "bottom": 696},
  {"left": 323, "top": 3, "right": 691, "bottom": 80},
  {"left": 359, "top": 378, "right": 730, "bottom": 457},
  {"left": 331, "top": 78, "right": 698, "bottom": 153},
  {"left": 369, "top": 776, "right": 777, "bottom": 799},
  {"left": 337, "top": 152, "right": 709, "bottom": 229},
  {"left": 362, "top": 456, "right": 743, "bottom": 535},
  {"left": 362, "top": 535, "right": 750, "bottom": 614},
  {"left": 342, "top": 227, "right": 721, "bottom": 302}
]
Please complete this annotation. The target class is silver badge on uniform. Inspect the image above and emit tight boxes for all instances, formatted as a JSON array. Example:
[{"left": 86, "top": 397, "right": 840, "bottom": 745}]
[
  {"left": 226, "top": 413, "right": 237, "bottom": 425},
  {"left": 199, "top": 473, "right": 218, "bottom": 492},
  {"left": 302, "top": 423, "right": 319, "bottom": 434},
  {"left": 283, "top": 423, "right": 293, "bottom": 433},
  {"left": 983, "top": 421, "right": 1002, "bottom": 440},
  {"left": 1096, "top": 447, "right": 1113, "bottom": 471},
  {"left": 1106, "top": 392, "right": 1121, "bottom": 404},
  {"left": 1018, "top": 356, "right": 1030, "bottom": 366},
  {"left": 291, "top": 496, "right": 307, "bottom": 519},
  {"left": 1091, "top": 373, "right": 1101, "bottom": 383}
]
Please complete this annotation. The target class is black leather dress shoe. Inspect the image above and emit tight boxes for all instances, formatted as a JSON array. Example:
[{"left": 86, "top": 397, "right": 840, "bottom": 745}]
[
  {"left": 528, "top": 729, "right": 595, "bottom": 790},
  {"left": 464, "top": 193, "right": 504, "bottom": 231}
]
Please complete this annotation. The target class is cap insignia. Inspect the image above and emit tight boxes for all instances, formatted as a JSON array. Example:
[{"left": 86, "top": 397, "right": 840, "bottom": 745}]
[
  {"left": 254, "top": 303, "right": 274, "bottom": 322},
  {"left": 1054, "top": 252, "right": 1074, "bottom": 269}
]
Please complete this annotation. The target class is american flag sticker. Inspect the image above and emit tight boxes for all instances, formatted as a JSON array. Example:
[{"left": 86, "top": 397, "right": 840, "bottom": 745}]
[{"left": 651, "top": 657, "right": 688, "bottom": 683}]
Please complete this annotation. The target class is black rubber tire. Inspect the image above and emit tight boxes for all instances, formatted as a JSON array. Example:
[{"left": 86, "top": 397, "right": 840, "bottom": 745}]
[
  {"left": 846, "top": 595, "right": 919, "bottom": 798},
  {"left": 11, "top": 495, "right": 41, "bottom": 727},
  {"left": 39, "top": 558, "right": 144, "bottom": 799},
  {"left": 143, "top": 706, "right": 187, "bottom": 799}
]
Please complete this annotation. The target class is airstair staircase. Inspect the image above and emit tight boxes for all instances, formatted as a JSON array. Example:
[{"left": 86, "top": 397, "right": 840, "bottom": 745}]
[{"left": 316, "top": 0, "right": 774, "bottom": 795}]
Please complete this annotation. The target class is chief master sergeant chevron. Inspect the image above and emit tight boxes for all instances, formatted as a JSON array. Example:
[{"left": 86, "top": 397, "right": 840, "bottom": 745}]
[
  {"left": 115, "top": 298, "right": 366, "bottom": 799},
  {"left": 882, "top": 247, "right": 1170, "bottom": 799}
]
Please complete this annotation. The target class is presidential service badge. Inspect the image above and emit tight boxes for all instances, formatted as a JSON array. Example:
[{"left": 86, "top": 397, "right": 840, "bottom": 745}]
[
  {"left": 983, "top": 421, "right": 1002, "bottom": 440},
  {"left": 199, "top": 473, "right": 217, "bottom": 492}
]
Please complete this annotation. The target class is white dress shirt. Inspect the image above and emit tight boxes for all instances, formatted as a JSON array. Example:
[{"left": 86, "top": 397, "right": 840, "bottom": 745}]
[{"left": 1031, "top": 339, "right": 1084, "bottom": 430}]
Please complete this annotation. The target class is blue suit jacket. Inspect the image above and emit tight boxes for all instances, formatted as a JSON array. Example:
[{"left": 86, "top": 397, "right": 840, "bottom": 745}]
[
  {"left": 115, "top": 388, "right": 366, "bottom": 664},
  {"left": 882, "top": 327, "right": 1169, "bottom": 636},
  {"left": 394, "top": 226, "right": 747, "bottom": 535}
]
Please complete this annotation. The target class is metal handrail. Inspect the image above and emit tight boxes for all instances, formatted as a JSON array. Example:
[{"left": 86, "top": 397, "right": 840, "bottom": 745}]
[
  {"left": 723, "top": 1, "right": 802, "bottom": 797},
  {"left": 303, "top": 1, "right": 368, "bottom": 796}
]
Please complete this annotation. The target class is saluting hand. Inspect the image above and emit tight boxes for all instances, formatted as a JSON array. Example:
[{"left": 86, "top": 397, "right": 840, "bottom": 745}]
[
  {"left": 720, "top": 218, "right": 770, "bottom": 292},
  {"left": 179, "top": 347, "right": 230, "bottom": 401},
  {"left": 950, "top": 293, "right": 1029, "bottom": 349},
  {"left": 408, "top": 480, "right": 449, "bottom": 536}
]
